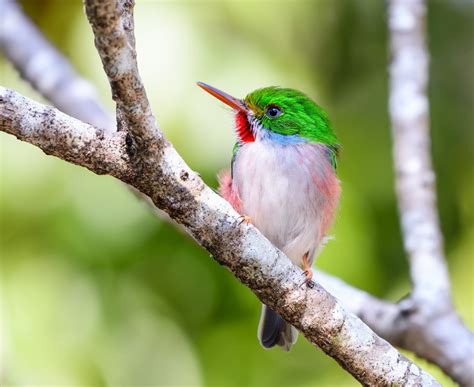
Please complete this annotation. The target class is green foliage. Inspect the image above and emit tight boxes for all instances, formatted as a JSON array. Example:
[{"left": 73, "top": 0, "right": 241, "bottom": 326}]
[{"left": 1, "top": 1, "right": 472, "bottom": 386}]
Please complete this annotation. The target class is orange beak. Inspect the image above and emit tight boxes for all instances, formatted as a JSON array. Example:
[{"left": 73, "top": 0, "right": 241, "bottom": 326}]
[{"left": 197, "top": 82, "right": 247, "bottom": 112}]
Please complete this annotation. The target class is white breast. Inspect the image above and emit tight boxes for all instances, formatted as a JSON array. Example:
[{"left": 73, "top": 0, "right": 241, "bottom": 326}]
[{"left": 232, "top": 140, "right": 331, "bottom": 266}]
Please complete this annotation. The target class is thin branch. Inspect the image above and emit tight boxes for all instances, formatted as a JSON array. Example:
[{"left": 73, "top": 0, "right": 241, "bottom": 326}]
[
  {"left": 388, "top": 0, "right": 474, "bottom": 385},
  {"left": 0, "top": 88, "right": 131, "bottom": 178},
  {"left": 84, "top": 0, "right": 159, "bottom": 145},
  {"left": 0, "top": 0, "right": 114, "bottom": 131},
  {"left": 389, "top": 0, "right": 449, "bottom": 309}
]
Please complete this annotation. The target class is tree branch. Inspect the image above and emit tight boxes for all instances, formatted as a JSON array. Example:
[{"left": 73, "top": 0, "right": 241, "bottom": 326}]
[
  {"left": 388, "top": 1, "right": 474, "bottom": 385},
  {"left": 84, "top": 0, "right": 159, "bottom": 144},
  {"left": 0, "top": 87, "right": 130, "bottom": 177},
  {"left": 0, "top": 0, "right": 114, "bottom": 131},
  {"left": 389, "top": 0, "right": 449, "bottom": 311},
  {"left": 317, "top": 272, "right": 402, "bottom": 340}
]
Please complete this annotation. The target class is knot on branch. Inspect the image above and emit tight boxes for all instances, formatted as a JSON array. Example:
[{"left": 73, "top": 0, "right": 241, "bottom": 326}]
[{"left": 125, "top": 131, "right": 137, "bottom": 158}]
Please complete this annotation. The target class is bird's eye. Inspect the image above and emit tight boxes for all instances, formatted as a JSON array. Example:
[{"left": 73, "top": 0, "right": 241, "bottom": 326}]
[{"left": 266, "top": 105, "right": 282, "bottom": 118}]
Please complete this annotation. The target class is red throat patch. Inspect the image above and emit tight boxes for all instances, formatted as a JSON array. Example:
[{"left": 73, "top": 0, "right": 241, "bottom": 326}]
[{"left": 235, "top": 111, "right": 255, "bottom": 143}]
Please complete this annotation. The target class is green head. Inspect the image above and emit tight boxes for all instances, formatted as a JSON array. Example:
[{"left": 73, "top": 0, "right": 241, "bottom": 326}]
[
  {"left": 197, "top": 82, "right": 339, "bottom": 148},
  {"left": 244, "top": 86, "right": 338, "bottom": 145}
]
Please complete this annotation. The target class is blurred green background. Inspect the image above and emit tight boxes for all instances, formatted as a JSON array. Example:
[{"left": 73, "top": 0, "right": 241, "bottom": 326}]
[{"left": 1, "top": 0, "right": 473, "bottom": 386}]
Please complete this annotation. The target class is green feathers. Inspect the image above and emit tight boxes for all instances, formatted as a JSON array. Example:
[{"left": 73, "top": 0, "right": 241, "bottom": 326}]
[{"left": 245, "top": 87, "right": 339, "bottom": 147}]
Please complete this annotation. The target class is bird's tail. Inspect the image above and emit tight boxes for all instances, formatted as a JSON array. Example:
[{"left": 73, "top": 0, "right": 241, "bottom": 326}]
[{"left": 257, "top": 304, "right": 298, "bottom": 351}]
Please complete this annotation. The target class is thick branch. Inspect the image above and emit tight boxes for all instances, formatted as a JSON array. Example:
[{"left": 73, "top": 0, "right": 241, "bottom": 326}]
[
  {"left": 388, "top": 0, "right": 474, "bottom": 385},
  {"left": 0, "top": 0, "right": 114, "bottom": 131},
  {"left": 0, "top": 87, "right": 438, "bottom": 387},
  {"left": 317, "top": 272, "right": 402, "bottom": 341}
]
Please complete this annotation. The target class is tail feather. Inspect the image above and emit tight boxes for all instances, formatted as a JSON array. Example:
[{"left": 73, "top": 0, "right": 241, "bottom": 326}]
[{"left": 258, "top": 304, "right": 298, "bottom": 351}]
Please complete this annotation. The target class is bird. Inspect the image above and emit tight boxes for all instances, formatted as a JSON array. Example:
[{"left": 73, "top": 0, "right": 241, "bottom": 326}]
[{"left": 197, "top": 82, "right": 341, "bottom": 351}]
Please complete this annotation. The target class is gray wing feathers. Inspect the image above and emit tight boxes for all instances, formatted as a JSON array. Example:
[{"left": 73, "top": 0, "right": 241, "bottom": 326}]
[{"left": 257, "top": 304, "right": 298, "bottom": 351}]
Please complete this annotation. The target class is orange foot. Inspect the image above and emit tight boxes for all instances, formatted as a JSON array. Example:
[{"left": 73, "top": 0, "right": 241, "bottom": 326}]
[
  {"left": 300, "top": 251, "right": 315, "bottom": 288},
  {"left": 238, "top": 215, "right": 252, "bottom": 225}
]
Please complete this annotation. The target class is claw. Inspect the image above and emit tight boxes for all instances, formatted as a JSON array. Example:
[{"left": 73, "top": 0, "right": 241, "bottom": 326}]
[
  {"left": 300, "top": 251, "right": 315, "bottom": 288},
  {"left": 300, "top": 269, "right": 315, "bottom": 288},
  {"left": 302, "top": 269, "right": 313, "bottom": 280},
  {"left": 238, "top": 215, "right": 252, "bottom": 225},
  {"left": 301, "top": 279, "right": 315, "bottom": 289}
]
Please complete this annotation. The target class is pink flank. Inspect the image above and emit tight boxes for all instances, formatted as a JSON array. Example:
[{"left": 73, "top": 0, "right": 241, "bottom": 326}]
[
  {"left": 316, "top": 164, "right": 340, "bottom": 240},
  {"left": 218, "top": 169, "right": 242, "bottom": 213}
]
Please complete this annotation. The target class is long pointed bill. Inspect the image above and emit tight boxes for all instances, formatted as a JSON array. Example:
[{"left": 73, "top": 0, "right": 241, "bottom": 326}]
[{"left": 197, "top": 82, "right": 246, "bottom": 112}]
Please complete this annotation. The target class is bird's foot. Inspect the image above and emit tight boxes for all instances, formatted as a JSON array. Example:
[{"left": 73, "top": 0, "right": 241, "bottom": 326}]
[
  {"left": 300, "top": 270, "right": 315, "bottom": 288},
  {"left": 300, "top": 251, "right": 315, "bottom": 288},
  {"left": 238, "top": 215, "right": 252, "bottom": 225}
]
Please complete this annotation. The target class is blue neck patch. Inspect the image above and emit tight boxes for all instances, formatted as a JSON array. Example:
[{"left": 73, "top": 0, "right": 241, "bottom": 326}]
[{"left": 257, "top": 127, "right": 307, "bottom": 145}]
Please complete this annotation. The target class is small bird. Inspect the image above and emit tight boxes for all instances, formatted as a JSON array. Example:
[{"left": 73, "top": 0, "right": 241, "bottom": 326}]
[{"left": 198, "top": 82, "right": 341, "bottom": 351}]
